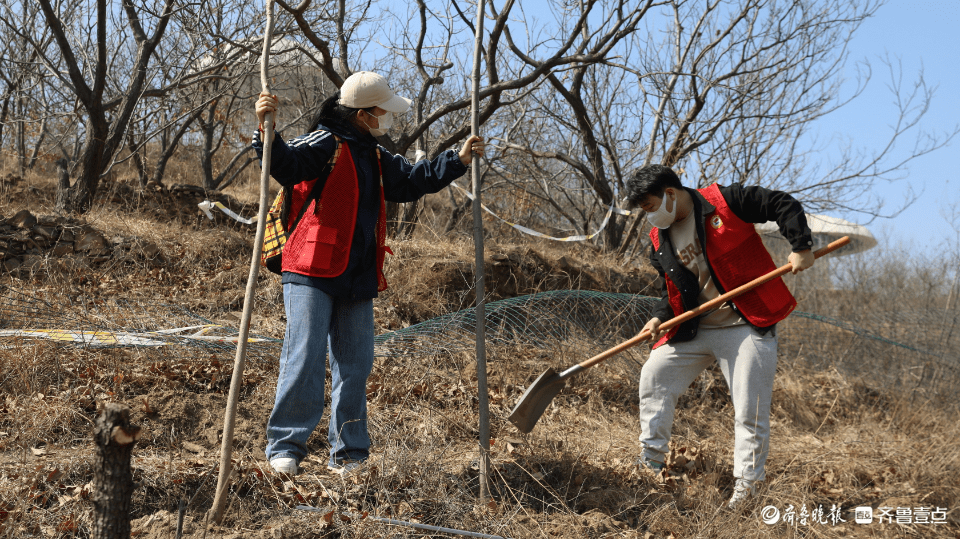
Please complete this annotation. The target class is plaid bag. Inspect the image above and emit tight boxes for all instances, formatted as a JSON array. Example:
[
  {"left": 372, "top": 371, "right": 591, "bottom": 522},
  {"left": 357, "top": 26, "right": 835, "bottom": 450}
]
[{"left": 261, "top": 136, "right": 342, "bottom": 274}]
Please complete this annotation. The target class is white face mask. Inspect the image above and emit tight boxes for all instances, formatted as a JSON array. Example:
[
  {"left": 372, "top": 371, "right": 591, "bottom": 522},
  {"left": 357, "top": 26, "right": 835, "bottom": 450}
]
[
  {"left": 646, "top": 190, "right": 677, "bottom": 228},
  {"left": 365, "top": 110, "right": 393, "bottom": 137}
]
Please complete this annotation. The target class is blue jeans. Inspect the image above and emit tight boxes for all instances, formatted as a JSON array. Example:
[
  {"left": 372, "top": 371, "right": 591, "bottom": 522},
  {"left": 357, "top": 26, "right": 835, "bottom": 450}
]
[{"left": 266, "top": 283, "right": 375, "bottom": 467}]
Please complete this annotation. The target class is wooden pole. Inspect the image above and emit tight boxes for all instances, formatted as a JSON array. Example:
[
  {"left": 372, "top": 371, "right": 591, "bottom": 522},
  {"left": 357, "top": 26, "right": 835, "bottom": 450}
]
[
  {"left": 470, "top": 0, "right": 490, "bottom": 503},
  {"left": 208, "top": 0, "right": 275, "bottom": 524}
]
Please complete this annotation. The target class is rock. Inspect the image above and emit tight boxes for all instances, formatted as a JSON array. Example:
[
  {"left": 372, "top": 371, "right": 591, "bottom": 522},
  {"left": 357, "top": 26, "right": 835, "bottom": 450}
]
[
  {"left": 60, "top": 228, "right": 75, "bottom": 242},
  {"left": 75, "top": 228, "right": 109, "bottom": 252},
  {"left": 33, "top": 226, "right": 57, "bottom": 240},
  {"left": 38, "top": 215, "right": 64, "bottom": 227},
  {"left": 10, "top": 210, "right": 37, "bottom": 229},
  {"left": 3, "top": 258, "right": 21, "bottom": 272},
  {"left": 21, "top": 255, "right": 43, "bottom": 271},
  {"left": 52, "top": 242, "right": 74, "bottom": 256}
]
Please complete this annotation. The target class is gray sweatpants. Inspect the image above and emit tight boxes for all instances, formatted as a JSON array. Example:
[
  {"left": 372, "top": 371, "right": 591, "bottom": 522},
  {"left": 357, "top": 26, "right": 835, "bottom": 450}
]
[{"left": 638, "top": 324, "right": 778, "bottom": 481}]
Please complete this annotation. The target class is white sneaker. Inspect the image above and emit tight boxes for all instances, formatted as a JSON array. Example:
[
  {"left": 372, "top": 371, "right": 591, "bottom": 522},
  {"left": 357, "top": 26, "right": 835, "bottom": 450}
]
[
  {"left": 329, "top": 460, "right": 364, "bottom": 477},
  {"left": 727, "top": 478, "right": 757, "bottom": 509},
  {"left": 270, "top": 457, "right": 300, "bottom": 475}
]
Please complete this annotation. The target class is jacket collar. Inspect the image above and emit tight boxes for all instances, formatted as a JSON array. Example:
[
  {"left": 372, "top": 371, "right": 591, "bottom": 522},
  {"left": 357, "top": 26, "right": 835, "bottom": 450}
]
[
  {"left": 317, "top": 118, "right": 378, "bottom": 150},
  {"left": 689, "top": 185, "right": 715, "bottom": 218}
]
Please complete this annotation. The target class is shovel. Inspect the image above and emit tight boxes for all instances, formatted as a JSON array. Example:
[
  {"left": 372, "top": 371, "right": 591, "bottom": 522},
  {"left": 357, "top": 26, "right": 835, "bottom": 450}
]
[{"left": 507, "top": 235, "right": 851, "bottom": 433}]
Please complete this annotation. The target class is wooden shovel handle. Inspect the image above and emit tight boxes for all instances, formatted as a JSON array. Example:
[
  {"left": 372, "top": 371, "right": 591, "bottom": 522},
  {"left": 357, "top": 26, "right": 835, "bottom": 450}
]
[{"left": 577, "top": 235, "right": 850, "bottom": 370}]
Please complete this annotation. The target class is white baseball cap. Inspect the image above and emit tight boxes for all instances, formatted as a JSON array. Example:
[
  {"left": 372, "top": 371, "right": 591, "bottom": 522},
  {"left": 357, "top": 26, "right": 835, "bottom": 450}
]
[{"left": 338, "top": 71, "right": 412, "bottom": 113}]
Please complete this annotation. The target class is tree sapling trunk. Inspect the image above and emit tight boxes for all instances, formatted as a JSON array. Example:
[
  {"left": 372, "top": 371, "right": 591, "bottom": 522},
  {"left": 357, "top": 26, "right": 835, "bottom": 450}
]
[{"left": 91, "top": 403, "right": 141, "bottom": 539}]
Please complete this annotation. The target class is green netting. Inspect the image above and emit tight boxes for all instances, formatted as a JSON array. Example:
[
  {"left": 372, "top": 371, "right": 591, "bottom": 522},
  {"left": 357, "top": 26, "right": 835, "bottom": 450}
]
[
  {"left": 790, "top": 311, "right": 940, "bottom": 357},
  {"left": 0, "top": 285, "right": 956, "bottom": 395},
  {"left": 374, "top": 290, "right": 658, "bottom": 358}
]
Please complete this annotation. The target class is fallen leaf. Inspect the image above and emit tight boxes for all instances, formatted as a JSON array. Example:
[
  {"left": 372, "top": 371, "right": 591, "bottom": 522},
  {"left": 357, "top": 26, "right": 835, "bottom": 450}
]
[
  {"left": 30, "top": 447, "right": 47, "bottom": 456},
  {"left": 46, "top": 469, "right": 62, "bottom": 482},
  {"left": 56, "top": 514, "right": 78, "bottom": 533}
]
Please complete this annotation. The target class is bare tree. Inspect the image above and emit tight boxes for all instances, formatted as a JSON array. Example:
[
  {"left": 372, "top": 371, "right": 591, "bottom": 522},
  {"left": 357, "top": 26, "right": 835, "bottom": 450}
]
[
  {"left": 25, "top": 0, "right": 176, "bottom": 211},
  {"left": 269, "top": 0, "right": 651, "bottom": 239},
  {"left": 3, "top": 0, "right": 950, "bottom": 244},
  {"left": 0, "top": 1, "right": 53, "bottom": 175},
  {"left": 495, "top": 0, "right": 955, "bottom": 254}
]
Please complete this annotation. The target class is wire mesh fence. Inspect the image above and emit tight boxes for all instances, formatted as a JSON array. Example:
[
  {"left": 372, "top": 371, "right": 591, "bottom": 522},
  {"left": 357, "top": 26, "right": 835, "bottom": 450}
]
[{"left": 0, "top": 285, "right": 956, "bottom": 402}]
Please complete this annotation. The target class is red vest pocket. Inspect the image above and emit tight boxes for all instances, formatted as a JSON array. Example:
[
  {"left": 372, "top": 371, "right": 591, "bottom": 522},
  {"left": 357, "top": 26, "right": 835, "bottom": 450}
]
[{"left": 305, "top": 226, "right": 337, "bottom": 270}]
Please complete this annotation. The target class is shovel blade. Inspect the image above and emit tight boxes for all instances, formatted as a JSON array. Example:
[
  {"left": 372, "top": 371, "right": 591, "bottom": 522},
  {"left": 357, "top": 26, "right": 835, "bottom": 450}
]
[{"left": 507, "top": 368, "right": 566, "bottom": 433}]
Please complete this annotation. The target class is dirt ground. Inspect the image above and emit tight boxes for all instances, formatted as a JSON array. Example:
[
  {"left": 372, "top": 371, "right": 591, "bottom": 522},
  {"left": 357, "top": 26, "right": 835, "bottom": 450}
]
[{"left": 1, "top": 176, "right": 958, "bottom": 538}]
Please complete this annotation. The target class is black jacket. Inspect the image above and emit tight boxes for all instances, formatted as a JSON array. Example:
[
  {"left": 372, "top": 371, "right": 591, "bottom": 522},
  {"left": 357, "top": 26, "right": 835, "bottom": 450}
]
[{"left": 650, "top": 183, "right": 813, "bottom": 341}]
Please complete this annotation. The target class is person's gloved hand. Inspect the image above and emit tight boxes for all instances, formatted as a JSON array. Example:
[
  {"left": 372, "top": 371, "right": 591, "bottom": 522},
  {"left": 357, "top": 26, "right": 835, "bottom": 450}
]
[
  {"left": 788, "top": 249, "right": 815, "bottom": 274},
  {"left": 642, "top": 317, "right": 663, "bottom": 341}
]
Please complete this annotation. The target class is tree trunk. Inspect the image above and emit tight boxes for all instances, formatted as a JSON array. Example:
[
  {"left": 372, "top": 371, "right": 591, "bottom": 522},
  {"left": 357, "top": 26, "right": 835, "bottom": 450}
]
[
  {"left": 55, "top": 159, "right": 71, "bottom": 209},
  {"left": 91, "top": 403, "right": 141, "bottom": 539},
  {"left": 59, "top": 116, "right": 109, "bottom": 213},
  {"left": 0, "top": 93, "right": 10, "bottom": 171},
  {"left": 200, "top": 107, "right": 217, "bottom": 191},
  {"left": 16, "top": 96, "right": 26, "bottom": 178},
  {"left": 444, "top": 197, "right": 471, "bottom": 235},
  {"left": 212, "top": 147, "right": 256, "bottom": 191},
  {"left": 602, "top": 214, "right": 624, "bottom": 251},
  {"left": 616, "top": 211, "right": 645, "bottom": 257},
  {"left": 396, "top": 200, "right": 422, "bottom": 239},
  {"left": 386, "top": 201, "right": 401, "bottom": 237},
  {"left": 150, "top": 108, "right": 204, "bottom": 187},
  {"left": 127, "top": 133, "right": 148, "bottom": 187}
]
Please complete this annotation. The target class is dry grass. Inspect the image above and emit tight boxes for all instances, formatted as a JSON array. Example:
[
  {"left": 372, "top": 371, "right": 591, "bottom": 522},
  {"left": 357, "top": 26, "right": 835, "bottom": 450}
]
[{"left": 0, "top": 166, "right": 958, "bottom": 538}]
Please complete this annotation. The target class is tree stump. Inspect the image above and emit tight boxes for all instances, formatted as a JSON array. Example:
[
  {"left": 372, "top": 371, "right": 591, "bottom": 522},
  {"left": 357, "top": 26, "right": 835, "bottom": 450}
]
[{"left": 92, "top": 403, "right": 141, "bottom": 539}]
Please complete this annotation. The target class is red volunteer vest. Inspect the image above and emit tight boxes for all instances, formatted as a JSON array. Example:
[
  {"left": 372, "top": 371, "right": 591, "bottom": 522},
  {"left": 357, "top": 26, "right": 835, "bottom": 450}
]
[
  {"left": 649, "top": 183, "right": 796, "bottom": 347},
  {"left": 281, "top": 143, "right": 392, "bottom": 291}
]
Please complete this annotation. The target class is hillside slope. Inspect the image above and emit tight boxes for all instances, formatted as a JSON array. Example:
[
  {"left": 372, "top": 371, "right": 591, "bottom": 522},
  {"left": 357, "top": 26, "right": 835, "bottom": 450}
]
[{"left": 0, "top": 175, "right": 956, "bottom": 538}]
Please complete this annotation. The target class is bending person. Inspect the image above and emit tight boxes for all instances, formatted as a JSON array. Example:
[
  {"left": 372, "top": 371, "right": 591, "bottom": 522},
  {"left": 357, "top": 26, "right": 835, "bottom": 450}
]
[{"left": 623, "top": 164, "right": 814, "bottom": 509}]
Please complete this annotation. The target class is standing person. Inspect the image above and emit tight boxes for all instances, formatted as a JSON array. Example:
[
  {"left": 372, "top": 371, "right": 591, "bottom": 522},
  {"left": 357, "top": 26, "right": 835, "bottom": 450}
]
[
  {"left": 252, "top": 71, "right": 484, "bottom": 476},
  {"left": 623, "top": 164, "right": 815, "bottom": 509}
]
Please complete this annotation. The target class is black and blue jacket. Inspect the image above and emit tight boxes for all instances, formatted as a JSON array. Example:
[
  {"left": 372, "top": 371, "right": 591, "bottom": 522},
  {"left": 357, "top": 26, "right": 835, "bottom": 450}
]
[{"left": 253, "top": 119, "right": 468, "bottom": 298}]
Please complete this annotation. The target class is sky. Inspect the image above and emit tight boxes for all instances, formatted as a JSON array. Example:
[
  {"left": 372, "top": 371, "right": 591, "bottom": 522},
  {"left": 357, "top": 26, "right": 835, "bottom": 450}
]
[{"left": 814, "top": 0, "right": 960, "bottom": 253}]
